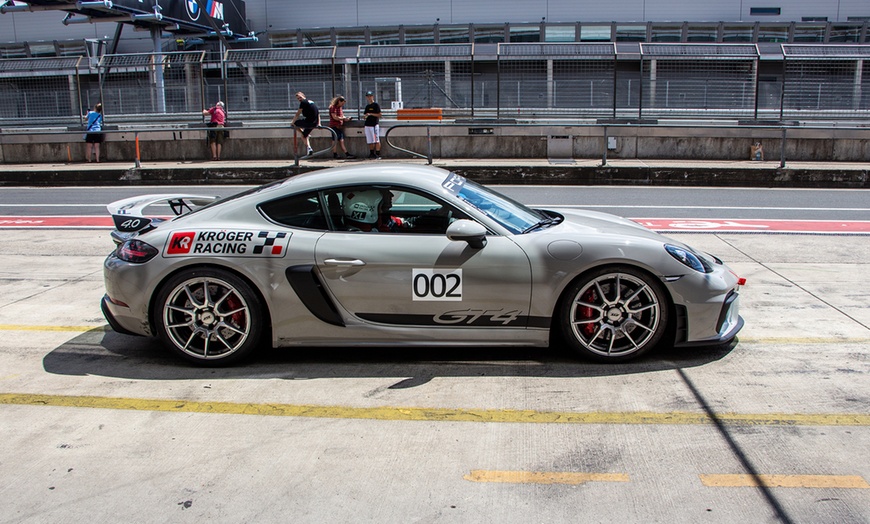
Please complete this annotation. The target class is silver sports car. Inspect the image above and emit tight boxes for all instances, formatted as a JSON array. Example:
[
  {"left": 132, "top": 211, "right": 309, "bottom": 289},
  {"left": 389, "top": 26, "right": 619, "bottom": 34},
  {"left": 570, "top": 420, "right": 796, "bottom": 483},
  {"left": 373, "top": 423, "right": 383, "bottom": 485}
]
[{"left": 101, "top": 165, "right": 744, "bottom": 366}]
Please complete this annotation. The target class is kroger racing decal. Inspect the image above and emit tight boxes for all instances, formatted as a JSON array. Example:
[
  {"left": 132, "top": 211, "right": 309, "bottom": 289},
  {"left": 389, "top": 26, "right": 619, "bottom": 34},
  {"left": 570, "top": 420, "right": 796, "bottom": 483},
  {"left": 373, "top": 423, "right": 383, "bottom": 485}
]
[
  {"left": 164, "top": 230, "right": 290, "bottom": 257},
  {"left": 412, "top": 269, "right": 462, "bottom": 301}
]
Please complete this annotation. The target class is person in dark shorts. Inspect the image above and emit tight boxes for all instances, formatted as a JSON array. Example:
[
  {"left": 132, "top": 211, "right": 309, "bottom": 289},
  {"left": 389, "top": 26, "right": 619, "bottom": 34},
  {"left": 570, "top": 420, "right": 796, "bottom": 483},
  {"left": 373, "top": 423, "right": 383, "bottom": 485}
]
[
  {"left": 292, "top": 91, "right": 320, "bottom": 156},
  {"left": 329, "top": 95, "right": 354, "bottom": 159},
  {"left": 83, "top": 102, "right": 104, "bottom": 163},
  {"left": 202, "top": 100, "right": 226, "bottom": 160}
]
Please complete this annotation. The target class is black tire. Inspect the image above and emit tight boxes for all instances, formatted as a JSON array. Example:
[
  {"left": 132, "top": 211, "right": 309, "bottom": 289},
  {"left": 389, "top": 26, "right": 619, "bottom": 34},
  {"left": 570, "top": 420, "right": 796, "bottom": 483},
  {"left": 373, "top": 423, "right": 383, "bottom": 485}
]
[
  {"left": 153, "top": 268, "right": 264, "bottom": 366},
  {"left": 560, "top": 265, "right": 669, "bottom": 362}
]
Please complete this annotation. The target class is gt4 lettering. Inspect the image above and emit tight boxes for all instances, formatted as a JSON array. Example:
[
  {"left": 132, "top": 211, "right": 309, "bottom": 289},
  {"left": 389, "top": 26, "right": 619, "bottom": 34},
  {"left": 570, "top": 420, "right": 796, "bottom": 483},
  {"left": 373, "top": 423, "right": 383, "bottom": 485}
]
[
  {"left": 434, "top": 309, "right": 522, "bottom": 326},
  {"left": 164, "top": 229, "right": 290, "bottom": 257},
  {"left": 412, "top": 269, "right": 462, "bottom": 301}
]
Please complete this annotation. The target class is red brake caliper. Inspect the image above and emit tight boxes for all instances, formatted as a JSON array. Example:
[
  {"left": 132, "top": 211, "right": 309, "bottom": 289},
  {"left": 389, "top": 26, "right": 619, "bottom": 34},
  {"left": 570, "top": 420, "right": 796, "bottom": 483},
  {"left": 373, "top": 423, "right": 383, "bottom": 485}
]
[
  {"left": 580, "top": 289, "right": 597, "bottom": 336},
  {"left": 226, "top": 294, "right": 244, "bottom": 327}
]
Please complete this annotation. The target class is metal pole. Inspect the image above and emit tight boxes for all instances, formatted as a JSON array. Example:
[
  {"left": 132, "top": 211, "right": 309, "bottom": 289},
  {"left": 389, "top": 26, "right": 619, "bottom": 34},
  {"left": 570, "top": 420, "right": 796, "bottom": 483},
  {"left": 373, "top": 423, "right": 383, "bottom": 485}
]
[
  {"left": 134, "top": 131, "right": 141, "bottom": 168},
  {"left": 753, "top": 58, "right": 759, "bottom": 120},
  {"left": 601, "top": 126, "right": 608, "bottom": 167},
  {"left": 151, "top": 28, "right": 166, "bottom": 114},
  {"left": 780, "top": 126, "right": 786, "bottom": 168},
  {"left": 427, "top": 125, "right": 432, "bottom": 164}
]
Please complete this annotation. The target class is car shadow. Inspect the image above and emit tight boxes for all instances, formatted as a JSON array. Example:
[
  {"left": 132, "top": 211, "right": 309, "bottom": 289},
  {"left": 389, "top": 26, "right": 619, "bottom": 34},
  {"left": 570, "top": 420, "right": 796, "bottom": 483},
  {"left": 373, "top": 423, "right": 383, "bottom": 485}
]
[{"left": 42, "top": 327, "right": 738, "bottom": 385}]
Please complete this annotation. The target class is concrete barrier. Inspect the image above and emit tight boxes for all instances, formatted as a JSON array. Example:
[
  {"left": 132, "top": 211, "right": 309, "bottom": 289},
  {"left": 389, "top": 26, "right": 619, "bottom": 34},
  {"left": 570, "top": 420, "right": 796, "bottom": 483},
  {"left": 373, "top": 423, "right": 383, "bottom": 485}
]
[{"left": 2, "top": 121, "right": 870, "bottom": 164}]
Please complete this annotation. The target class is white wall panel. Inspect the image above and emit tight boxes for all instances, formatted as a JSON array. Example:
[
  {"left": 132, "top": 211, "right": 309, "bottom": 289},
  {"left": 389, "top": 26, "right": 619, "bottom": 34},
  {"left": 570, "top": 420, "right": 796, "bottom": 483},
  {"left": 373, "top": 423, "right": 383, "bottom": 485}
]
[
  {"left": 839, "top": 0, "right": 870, "bottom": 21},
  {"left": 451, "top": 1, "right": 545, "bottom": 24},
  {"left": 644, "top": 0, "right": 739, "bottom": 22},
  {"left": 546, "top": 0, "right": 644, "bottom": 23},
  {"left": 357, "top": 0, "right": 451, "bottom": 26}
]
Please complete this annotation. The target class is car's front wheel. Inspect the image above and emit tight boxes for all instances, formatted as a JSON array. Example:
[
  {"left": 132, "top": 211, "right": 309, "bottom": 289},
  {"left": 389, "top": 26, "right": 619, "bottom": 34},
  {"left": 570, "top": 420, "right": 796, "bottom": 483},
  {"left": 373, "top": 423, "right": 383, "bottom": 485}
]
[
  {"left": 560, "top": 266, "right": 669, "bottom": 362},
  {"left": 154, "top": 268, "right": 264, "bottom": 366}
]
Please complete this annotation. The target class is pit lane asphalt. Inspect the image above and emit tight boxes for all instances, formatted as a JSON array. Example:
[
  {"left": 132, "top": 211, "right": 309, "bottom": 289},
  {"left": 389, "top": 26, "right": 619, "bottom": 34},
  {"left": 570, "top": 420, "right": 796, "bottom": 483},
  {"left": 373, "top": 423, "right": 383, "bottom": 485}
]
[{"left": 0, "top": 224, "right": 868, "bottom": 522}]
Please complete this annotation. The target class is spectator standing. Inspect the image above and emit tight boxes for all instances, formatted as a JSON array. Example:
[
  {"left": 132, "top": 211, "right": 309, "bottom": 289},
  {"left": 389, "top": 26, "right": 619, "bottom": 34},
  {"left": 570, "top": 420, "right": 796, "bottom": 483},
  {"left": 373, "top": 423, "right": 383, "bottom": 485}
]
[
  {"left": 328, "top": 95, "right": 355, "bottom": 159},
  {"left": 83, "top": 102, "right": 104, "bottom": 163},
  {"left": 202, "top": 101, "right": 226, "bottom": 161},
  {"left": 363, "top": 91, "right": 382, "bottom": 159},
  {"left": 292, "top": 92, "right": 320, "bottom": 156}
]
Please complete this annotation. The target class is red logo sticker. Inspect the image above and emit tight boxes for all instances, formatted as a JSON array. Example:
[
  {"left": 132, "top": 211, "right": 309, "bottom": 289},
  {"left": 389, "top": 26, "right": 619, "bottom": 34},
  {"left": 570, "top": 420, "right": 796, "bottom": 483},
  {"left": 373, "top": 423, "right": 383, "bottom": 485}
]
[{"left": 167, "top": 232, "right": 195, "bottom": 254}]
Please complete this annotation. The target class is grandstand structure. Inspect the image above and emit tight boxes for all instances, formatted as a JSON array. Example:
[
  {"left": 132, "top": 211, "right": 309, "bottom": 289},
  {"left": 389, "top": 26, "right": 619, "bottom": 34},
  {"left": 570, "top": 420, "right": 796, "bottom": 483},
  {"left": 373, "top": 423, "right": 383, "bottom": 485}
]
[{"left": 0, "top": 1, "right": 868, "bottom": 126}]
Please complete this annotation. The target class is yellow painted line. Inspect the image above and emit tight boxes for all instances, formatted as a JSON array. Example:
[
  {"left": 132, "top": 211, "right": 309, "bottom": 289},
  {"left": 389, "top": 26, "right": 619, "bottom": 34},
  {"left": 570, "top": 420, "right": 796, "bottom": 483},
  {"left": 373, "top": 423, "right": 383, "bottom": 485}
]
[
  {"left": 0, "top": 324, "right": 106, "bottom": 333},
  {"left": 1, "top": 393, "right": 869, "bottom": 427},
  {"left": 739, "top": 337, "right": 870, "bottom": 345},
  {"left": 464, "top": 470, "right": 629, "bottom": 485},
  {"left": 700, "top": 474, "right": 870, "bottom": 489}
]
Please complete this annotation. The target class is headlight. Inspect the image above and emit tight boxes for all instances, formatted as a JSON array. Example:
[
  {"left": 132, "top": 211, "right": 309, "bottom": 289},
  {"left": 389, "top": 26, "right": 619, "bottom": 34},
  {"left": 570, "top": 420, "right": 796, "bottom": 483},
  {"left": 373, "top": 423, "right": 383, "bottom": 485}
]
[
  {"left": 116, "top": 239, "right": 158, "bottom": 263},
  {"left": 665, "top": 244, "right": 711, "bottom": 273}
]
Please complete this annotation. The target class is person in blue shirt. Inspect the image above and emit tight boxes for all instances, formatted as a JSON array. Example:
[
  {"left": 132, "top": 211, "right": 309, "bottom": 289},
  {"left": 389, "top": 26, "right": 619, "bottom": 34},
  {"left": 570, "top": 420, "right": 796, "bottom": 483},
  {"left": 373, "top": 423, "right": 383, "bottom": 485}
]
[{"left": 84, "top": 103, "right": 104, "bottom": 163}]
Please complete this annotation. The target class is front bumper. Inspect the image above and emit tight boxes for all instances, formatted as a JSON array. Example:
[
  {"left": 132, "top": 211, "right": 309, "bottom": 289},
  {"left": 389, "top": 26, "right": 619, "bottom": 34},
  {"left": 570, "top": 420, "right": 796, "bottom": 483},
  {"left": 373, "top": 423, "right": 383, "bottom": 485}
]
[{"left": 673, "top": 290, "right": 744, "bottom": 347}]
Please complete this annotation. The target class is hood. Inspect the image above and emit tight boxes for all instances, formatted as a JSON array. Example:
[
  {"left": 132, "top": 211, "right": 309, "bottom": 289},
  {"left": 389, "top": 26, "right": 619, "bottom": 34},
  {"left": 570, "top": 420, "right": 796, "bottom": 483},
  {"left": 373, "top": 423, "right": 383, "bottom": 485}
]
[{"left": 547, "top": 208, "right": 668, "bottom": 242}]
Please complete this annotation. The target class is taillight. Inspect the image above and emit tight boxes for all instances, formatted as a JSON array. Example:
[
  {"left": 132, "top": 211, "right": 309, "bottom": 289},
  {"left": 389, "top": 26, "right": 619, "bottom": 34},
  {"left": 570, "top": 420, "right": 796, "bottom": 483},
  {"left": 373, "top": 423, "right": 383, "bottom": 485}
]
[{"left": 116, "top": 239, "right": 158, "bottom": 263}]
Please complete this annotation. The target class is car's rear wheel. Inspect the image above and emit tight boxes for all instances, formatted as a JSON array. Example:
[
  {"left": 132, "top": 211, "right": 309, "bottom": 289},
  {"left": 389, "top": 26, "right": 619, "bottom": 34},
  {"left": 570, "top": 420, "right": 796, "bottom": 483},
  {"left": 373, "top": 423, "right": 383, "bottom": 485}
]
[
  {"left": 560, "top": 265, "right": 668, "bottom": 362},
  {"left": 154, "top": 268, "right": 263, "bottom": 366}
]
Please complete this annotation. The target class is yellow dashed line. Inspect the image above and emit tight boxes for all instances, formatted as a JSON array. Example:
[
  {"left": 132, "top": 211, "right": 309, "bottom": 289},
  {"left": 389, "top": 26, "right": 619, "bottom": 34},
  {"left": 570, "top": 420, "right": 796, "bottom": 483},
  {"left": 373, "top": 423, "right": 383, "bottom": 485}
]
[
  {"left": 0, "top": 324, "right": 105, "bottom": 332},
  {"left": 739, "top": 337, "right": 870, "bottom": 345},
  {"left": 0, "top": 393, "right": 868, "bottom": 426},
  {"left": 700, "top": 474, "right": 870, "bottom": 489},
  {"left": 464, "top": 470, "right": 629, "bottom": 485}
]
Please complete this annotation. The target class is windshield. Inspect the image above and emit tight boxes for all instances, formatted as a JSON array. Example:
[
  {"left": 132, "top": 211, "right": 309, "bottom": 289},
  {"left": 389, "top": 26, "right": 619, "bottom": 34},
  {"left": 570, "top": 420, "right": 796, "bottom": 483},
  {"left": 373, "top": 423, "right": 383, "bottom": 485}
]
[{"left": 452, "top": 178, "right": 544, "bottom": 234}]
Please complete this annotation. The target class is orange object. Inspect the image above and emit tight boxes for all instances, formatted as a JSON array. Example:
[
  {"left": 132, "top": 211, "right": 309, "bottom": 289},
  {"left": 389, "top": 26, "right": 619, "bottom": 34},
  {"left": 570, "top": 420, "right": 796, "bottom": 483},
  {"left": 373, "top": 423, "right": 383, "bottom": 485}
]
[{"left": 396, "top": 108, "right": 442, "bottom": 120}]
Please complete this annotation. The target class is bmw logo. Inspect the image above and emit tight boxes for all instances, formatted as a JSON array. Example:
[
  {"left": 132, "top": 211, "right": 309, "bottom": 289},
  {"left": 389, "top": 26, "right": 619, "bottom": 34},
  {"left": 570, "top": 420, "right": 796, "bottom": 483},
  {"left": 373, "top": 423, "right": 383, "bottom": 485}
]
[{"left": 186, "top": 0, "right": 200, "bottom": 21}]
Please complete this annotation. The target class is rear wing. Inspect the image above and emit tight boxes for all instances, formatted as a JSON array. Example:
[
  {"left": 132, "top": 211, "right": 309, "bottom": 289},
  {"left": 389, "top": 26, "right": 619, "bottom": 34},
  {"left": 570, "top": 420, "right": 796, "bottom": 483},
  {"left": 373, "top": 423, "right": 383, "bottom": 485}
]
[{"left": 107, "top": 194, "right": 219, "bottom": 240}]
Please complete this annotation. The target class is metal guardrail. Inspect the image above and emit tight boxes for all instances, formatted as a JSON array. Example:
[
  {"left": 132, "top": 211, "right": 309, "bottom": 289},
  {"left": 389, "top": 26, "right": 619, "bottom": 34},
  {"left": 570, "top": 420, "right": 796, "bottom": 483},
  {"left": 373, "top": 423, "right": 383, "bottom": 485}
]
[
  {"left": 4, "top": 120, "right": 870, "bottom": 169},
  {"left": 383, "top": 121, "right": 870, "bottom": 169}
]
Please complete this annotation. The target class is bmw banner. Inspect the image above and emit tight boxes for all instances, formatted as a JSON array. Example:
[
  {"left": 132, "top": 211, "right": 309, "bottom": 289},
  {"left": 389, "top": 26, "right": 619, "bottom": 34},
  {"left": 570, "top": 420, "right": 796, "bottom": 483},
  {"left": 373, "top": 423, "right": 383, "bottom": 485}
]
[{"left": 111, "top": 0, "right": 248, "bottom": 35}]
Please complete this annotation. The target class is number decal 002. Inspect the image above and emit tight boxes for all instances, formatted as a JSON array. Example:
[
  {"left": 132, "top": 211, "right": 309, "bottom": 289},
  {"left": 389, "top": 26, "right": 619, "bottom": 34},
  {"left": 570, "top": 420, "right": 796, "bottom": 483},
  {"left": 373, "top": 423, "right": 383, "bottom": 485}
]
[{"left": 412, "top": 269, "right": 462, "bottom": 301}]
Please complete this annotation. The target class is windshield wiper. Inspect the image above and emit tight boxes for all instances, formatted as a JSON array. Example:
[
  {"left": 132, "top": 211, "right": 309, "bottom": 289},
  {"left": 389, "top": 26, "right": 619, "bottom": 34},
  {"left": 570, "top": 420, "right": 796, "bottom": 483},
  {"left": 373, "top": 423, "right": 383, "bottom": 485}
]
[{"left": 522, "top": 217, "right": 556, "bottom": 233}]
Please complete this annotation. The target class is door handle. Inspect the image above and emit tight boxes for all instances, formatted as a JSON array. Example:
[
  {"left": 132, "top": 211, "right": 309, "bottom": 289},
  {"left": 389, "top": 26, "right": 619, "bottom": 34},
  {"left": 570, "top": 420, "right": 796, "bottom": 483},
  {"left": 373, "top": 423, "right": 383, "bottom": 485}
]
[{"left": 324, "top": 258, "right": 366, "bottom": 266}]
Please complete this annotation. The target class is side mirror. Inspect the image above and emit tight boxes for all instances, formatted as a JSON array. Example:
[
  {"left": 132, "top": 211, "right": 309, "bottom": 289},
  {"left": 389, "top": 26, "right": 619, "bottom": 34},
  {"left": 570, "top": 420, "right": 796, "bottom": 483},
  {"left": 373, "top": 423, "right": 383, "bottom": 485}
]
[{"left": 446, "top": 220, "right": 487, "bottom": 249}]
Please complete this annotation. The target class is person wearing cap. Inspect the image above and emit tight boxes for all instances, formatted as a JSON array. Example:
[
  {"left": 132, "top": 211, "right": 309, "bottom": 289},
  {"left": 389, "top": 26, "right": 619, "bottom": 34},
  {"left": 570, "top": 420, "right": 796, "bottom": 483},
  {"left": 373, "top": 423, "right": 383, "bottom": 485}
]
[
  {"left": 202, "top": 101, "right": 226, "bottom": 161},
  {"left": 363, "top": 91, "right": 382, "bottom": 159},
  {"left": 292, "top": 92, "right": 320, "bottom": 156}
]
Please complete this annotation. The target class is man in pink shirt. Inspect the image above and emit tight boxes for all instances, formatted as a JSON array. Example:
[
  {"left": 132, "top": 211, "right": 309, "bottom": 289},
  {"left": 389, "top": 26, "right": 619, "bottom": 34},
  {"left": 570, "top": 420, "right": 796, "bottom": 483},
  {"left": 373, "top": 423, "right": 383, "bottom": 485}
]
[{"left": 202, "top": 101, "right": 226, "bottom": 160}]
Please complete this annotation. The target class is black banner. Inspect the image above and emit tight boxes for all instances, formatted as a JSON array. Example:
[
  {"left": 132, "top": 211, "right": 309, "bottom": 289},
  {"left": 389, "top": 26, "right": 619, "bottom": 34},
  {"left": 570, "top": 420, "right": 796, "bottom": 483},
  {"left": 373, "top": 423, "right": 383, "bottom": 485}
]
[{"left": 111, "top": 0, "right": 248, "bottom": 35}]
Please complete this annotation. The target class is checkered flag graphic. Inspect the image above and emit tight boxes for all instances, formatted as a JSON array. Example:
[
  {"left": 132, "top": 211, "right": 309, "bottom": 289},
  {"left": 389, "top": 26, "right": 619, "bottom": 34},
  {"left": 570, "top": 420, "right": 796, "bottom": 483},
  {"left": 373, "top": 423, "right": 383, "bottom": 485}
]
[{"left": 253, "top": 231, "right": 287, "bottom": 255}]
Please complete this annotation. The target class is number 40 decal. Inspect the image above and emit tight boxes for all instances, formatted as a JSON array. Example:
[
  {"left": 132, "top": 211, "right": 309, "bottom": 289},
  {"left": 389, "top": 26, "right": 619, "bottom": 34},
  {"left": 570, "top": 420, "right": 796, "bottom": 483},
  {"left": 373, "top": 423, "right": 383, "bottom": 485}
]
[{"left": 412, "top": 269, "right": 462, "bottom": 301}]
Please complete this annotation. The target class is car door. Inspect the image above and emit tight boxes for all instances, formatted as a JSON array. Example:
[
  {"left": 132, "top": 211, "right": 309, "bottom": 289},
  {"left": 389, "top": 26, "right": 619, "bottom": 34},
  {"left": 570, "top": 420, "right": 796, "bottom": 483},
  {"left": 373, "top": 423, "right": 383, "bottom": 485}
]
[{"left": 313, "top": 187, "right": 532, "bottom": 328}]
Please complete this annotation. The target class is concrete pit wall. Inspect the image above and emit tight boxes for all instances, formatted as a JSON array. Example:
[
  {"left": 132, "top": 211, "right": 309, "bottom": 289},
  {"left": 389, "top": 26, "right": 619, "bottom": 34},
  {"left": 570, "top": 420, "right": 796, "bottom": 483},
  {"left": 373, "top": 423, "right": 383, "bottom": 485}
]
[{"left": 1, "top": 122, "right": 869, "bottom": 164}]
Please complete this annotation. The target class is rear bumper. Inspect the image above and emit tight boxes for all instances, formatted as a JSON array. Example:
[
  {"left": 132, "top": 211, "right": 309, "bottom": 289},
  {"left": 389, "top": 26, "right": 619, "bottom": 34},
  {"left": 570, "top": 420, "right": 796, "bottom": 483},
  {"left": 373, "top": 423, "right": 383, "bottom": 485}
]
[{"left": 101, "top": 294, "right": 147, "bottom": 337}]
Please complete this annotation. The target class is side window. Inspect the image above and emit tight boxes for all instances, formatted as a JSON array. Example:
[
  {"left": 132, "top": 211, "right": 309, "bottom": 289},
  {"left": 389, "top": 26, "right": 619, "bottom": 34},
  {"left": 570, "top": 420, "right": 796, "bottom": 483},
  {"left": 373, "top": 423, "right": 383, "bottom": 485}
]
[
  {"left": 258, "top": 191, "right": 327, "bottom": 230},
  {"left": 326, "top": 185, "right": 471, "bottom": 234}
]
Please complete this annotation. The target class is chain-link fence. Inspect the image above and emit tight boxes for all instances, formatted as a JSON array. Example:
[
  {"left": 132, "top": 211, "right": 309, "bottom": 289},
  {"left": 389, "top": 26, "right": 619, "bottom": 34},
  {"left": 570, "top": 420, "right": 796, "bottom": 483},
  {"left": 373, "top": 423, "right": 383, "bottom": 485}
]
[
  {"left": 0, "top": 57, "right": 84, "bottom": 126},
  {"left": 496, "top": 43, "right": 617, "bottom": 119},
  {"left": 782, "top": 45, "right": 870, "bottom": 121},
  {"left": 95, "top": 51, "right": 206, "bottom": 121},
  {"left": 357, "top": 44, "right": 474, "bottom": 117},
  {"left": 221, "top": 47, "right": 338, "bottom": 118},
  {"left": 639, "top": 44, "right": 760, "bottom": 120},
  {"left": 4, "top": 44, "right": 870, "bottom": 126}
]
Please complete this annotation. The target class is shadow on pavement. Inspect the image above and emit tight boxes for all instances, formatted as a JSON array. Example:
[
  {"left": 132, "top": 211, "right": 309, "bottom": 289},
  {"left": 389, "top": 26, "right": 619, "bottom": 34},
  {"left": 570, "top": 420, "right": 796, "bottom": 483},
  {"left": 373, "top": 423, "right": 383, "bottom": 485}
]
[{"left": 42, "top": 327, "right": 738, "bottom": 385}]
